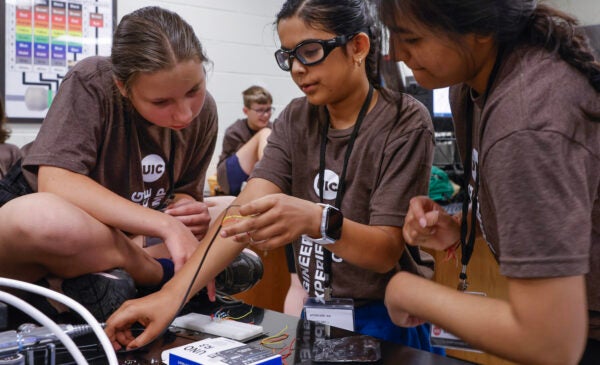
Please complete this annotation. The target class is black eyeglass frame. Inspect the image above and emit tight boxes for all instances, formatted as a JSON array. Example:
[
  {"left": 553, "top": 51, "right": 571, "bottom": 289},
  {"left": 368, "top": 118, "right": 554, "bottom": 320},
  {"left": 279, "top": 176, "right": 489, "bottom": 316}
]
[
  {"left": 274, "top": 33, "right": 358, "bottom": 71},
  {"left": 249, "top": 106, "right": 276, "bottom": 114}
]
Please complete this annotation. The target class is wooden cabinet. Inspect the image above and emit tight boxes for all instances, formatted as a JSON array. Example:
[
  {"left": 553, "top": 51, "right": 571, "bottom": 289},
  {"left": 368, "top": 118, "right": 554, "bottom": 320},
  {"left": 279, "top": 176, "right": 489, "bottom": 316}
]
[
  {"left": 426, "top": 238, "right": 517, "bottom": 365},
  {"left": 233, "top": 245, "right": 290, "bottom": 313}
]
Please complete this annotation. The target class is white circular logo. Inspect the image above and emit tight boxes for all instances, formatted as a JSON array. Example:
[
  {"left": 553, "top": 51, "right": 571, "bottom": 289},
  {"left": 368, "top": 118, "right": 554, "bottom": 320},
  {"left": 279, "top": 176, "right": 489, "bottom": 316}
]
[
  {"left": 313, "top": 169, "right": 339, "bottom": 201},
  {"left": 141, "top": 154, "right": 166, "bottom": 183}
]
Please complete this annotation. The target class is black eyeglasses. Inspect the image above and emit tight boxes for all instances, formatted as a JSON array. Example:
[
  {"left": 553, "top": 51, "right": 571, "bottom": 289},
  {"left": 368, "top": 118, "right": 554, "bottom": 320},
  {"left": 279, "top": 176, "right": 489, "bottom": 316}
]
[
  {"left": 274, "top": 33, "right": 357, "bottom": 71},
  {"left": 250, "top": 106, "right": 275, "bottom": 115}
]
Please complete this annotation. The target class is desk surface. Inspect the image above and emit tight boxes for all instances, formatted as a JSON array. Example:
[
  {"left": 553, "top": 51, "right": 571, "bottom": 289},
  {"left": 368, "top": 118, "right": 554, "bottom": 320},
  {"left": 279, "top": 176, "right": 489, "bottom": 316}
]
[{"left": 108, "top": 302, "right": 474, "bottom": 365}]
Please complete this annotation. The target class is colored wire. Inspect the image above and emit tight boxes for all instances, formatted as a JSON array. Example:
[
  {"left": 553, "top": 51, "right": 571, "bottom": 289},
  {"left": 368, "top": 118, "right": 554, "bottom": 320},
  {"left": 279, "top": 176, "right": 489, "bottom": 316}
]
[
  {"left": 260, "top": 325, "right": 289, "bottom": 347},
  {"left": 223, "top": 306, "right": 254, "bottom": 321},
  {"left": 278, "top": 337, "right": 296, "bottom": 364},
  {"left": 221, "top": 214, "right": 247, "bottom": 225}
]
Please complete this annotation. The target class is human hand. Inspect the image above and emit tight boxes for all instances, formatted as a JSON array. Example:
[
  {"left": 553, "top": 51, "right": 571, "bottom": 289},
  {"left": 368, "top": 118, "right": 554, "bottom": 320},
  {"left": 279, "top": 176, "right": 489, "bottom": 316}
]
[
  {"left": 206, "top": 279, "right": 217, "bottom": 302},
  {"left": 403, "top": 196, "right": 460, "bottom": 251},
  {"left": 164, "top": 198, "right": 215, "bottom": 240},
  {"left": 105, "top": 290, "right": 178, "bottom": 351},
  {"left": 384, "top": 272, "right": 426, "bottom": 328},
  {"left": 219, "top": 194, "right": 321, "bottom": 251},
  {"left": 162, "top": 220, "right": 201, "bottom": 271}
]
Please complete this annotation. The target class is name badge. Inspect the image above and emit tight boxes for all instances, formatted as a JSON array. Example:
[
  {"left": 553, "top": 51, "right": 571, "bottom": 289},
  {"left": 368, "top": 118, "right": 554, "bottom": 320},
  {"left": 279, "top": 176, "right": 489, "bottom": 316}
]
[
  {"left": 303, "top": 297, "right": 355, "bottom": 332},
  {"left": 430, "top": 291, "right": 486, "bottom": 352}
]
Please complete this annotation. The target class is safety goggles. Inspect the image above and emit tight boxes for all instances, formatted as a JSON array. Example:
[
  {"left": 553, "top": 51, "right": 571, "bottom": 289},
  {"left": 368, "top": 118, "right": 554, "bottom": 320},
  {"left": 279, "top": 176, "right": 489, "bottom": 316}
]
[{"left": 274, "top": 33, "right": 357, "bottom": 71}]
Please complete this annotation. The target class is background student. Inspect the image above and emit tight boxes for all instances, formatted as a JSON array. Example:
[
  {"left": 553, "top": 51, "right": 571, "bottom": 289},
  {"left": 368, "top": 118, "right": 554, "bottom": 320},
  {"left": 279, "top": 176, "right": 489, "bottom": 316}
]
[
  {"left": 377, "top": 0, "right": 600, "bottom": 364},
  {"left": 0, "top": 6, "right": 230, "bottom": 321},
  {"left": 105, "top": 0, "right": 440, "bottom": 354},
  {"left": 216, "top": 85, "right": 273, "bottom": 196}
]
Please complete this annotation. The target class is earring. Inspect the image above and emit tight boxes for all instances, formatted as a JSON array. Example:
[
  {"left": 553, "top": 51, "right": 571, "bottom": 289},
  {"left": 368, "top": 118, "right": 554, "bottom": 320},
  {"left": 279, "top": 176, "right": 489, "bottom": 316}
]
[{"left": 354, "top": 58, "right": 362, "bottom": 67}]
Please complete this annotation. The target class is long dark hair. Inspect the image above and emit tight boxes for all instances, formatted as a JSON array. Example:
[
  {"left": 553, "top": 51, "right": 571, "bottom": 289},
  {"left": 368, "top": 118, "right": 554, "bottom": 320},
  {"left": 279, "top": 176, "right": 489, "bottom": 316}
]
[
  {"left": 276, "top": 0, "right": 393, "bottom": 98},
  {"left": 378, "top": 0, "right": 600, "bottom": 91},
  {"left": 111, "top": 6, "right": 210, "bottom": 95}
]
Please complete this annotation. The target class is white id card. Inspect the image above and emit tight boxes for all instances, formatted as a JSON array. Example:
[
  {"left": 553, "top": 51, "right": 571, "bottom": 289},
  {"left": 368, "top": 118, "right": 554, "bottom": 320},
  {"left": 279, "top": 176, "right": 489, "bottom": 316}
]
[
  {"left": 430, "top": 291, "right": 486, "bottom": 352},
  {"left": 303, "top": 297, "right": 355, "bottom": 332}
]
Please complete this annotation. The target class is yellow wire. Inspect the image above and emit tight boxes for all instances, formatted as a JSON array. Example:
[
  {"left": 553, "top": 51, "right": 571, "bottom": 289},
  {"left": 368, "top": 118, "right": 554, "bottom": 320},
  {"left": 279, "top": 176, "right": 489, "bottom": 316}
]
[
  {"left": 222, "top": 215, "right": 247, "bottom": 225},
  {"left": 224, "top": 306, "right": 254, "bottom": 321},
  {"left": 260, "top": 325, "right": 289, "bottom": 346}
]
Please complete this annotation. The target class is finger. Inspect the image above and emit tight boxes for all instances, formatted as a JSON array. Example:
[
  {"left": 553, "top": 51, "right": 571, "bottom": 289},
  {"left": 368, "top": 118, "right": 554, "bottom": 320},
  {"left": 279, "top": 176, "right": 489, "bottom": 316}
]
[
  {"left": 423, "top": 210, "right": 440, "bottom": 230},
  {"left": 206, "top": 280, "right": 217, "bottom": 302},
  {"left": 188, "top": 219, "right": 210, "bottom": 232},
  {"left": 191, "top": 228, "right": 209, "bottom": 239},
  {"left": 165, "top": 198, "right": 194, "bottom": 210},
  {"left": 232, "top": 232, "right": 254, "bottom": 245},
  {"left": 203, "top": 200, "right": 218, "bottom": 208},
  {"left": 403, "top": 226, "right": 416, "bottom": 245},
  {"left": 165, "top": 203, "right": 209, "bottom": 217},
  {"left": 408, "top": 196, "right": 428, "bottom": 228},
  {"left": 115, "top": 330, "right": 133, "bottom": 348},
  {"left": 249, "top": 232, "right": 287, "bottom": 251},
  {"left": 173, "top": 257, "right": 184, "bottom": 272},
  {"left": 238, "top": 196, "right": 275, "bottom": 216},
  {"left": 111, "top": 339, "right": 122, "bottom": 351},
  {"left": 220, "top": 216, "right": 259, "bottom": 238},
  {"left": 125, "top": 327, "right": 156, "bottom": 350}
]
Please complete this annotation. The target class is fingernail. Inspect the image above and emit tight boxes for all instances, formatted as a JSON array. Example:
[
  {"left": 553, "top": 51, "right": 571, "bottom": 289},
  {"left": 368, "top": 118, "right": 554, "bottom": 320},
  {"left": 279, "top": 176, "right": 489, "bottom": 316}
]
[
  {"left": 419, "top": 218, "right": 427, "bottom": 228},
  {"left": 220, "top": 231, "right": 228, "bottom": 237}
]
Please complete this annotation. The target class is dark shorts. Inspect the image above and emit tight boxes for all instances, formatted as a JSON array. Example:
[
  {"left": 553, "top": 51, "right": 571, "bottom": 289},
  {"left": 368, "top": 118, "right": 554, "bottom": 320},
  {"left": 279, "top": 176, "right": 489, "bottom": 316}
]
[
  {"left": 0, "top": 159, "right": 33, "bottom": 207},
  {"left": 225, "top": 154, "right": 249, "bottom": 196}
]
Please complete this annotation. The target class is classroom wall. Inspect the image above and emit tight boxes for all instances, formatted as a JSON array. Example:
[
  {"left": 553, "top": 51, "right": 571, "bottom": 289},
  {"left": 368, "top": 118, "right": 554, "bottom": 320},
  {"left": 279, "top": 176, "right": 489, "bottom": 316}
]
[
  {"left": 5, "top": 0, "right": 599, "bottom": 188},
  {"left": 6, "top": 0, "right": 302, "bottom": 187},
  {"left": 547, "top": 0, "right": 600, "bottom": 26}
]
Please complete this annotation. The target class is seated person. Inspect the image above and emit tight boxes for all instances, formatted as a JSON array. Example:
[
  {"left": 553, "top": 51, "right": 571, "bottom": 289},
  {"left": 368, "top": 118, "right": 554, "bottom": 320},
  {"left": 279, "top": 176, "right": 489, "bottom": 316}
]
[
  {"left": 105, "top": 0, "right": 441, "bottom": 354},
  {"left": 0, "top": 99, "right": 22, "bottom": 179},
  {"left": 216, "top": 85, "right": 273, "bottom": 195},
  {"left": 0, "top": 7, "right": 261, "bottom": 322}
]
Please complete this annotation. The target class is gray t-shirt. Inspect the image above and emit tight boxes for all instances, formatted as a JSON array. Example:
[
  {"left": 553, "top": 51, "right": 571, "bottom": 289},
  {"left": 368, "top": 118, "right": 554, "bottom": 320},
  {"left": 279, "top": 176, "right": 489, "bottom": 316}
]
[
  {"left": 22, "top": 56, "right": 218, "bottom": 207},
  {"left": 451, "top": 44, "right": 600, "bottom": 341},
  {"left": 216, "top": 118, "right": 272, "bottom": 194},
  {"left": 252, "top": 90, "right": 435, "bottom": 300},
  {"left": 0, "top": 143, "right": 22, "bottom": 178}
]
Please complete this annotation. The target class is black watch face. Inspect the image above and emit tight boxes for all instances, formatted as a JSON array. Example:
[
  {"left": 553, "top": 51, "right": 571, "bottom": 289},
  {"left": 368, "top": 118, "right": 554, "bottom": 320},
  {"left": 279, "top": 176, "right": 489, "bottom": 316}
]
[{"left": 326, "top": 207, "right": 343, "bottom": 240}]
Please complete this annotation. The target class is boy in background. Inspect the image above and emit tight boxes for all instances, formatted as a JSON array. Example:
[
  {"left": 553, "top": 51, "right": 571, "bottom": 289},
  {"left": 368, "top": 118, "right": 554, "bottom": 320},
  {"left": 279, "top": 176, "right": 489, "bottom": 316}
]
[{"left": 217, "top": 86, "right": 273, "bottom": 195}]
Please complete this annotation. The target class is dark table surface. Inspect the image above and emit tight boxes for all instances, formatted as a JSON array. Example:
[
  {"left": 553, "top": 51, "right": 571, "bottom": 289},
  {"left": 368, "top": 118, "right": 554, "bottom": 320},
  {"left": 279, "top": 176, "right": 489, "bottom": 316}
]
[
  {"left": 14, "top": 298, "right": 475, "bottom": 364},
  {"left": 112, "top": 300, "right": 474, "bottom": 365}
]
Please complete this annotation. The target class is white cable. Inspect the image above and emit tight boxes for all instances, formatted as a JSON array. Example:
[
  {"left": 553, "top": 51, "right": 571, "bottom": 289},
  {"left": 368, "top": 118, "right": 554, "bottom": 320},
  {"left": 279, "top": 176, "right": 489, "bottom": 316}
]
[
  {"left": 0, "top": 278, "right": 118, "bottom": 364},
  {"left": 0, "top": 290, "right": 86, "bottom": 364}
]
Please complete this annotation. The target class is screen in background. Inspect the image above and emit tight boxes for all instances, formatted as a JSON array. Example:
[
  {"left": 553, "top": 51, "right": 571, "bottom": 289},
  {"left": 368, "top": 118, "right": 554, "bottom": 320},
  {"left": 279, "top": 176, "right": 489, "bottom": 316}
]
[{"left": 432, "top": 87, "right": 452, "bottom": 118}]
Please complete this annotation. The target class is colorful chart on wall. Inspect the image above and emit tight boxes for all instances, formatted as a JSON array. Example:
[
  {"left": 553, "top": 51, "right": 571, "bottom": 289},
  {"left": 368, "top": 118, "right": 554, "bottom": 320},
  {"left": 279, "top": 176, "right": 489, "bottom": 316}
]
[{"left": 1, "top": 0, "right": 116, "bottom": 123}]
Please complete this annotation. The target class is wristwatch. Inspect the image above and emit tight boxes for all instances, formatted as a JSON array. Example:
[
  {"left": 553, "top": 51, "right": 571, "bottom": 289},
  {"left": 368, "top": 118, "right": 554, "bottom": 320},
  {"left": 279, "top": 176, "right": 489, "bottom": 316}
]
[{"left": 303, "top": 203, "right": 344, "bottom": 245}]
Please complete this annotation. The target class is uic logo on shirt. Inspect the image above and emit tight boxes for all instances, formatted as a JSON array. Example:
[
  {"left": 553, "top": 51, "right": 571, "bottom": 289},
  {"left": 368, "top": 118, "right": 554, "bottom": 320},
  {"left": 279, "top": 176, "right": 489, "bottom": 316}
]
[
  {"left": 142, "top": 154, "right": 166, "bottom": 183},
  {"left": 313, "top": 169, "right": 339, "bottom": 201}
]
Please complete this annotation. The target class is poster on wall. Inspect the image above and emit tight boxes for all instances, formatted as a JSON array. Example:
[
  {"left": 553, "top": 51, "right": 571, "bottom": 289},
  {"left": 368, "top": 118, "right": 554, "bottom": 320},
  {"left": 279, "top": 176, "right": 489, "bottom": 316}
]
[{"left": 1, "top": 0, "right": 116, "bottom": 123}]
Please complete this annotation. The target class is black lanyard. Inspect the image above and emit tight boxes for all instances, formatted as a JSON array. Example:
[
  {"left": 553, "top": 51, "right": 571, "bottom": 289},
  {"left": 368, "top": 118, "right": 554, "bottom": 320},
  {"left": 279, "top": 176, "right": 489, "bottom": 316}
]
[
  {"left": 317, "top": 84, "right": 374, "bottom": 290},
  {"left": 458, "top": 47, "right": 505, "bottom": 291},
  {"left": 157, "top": 130, "right": 176, "bottom": 210}
]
